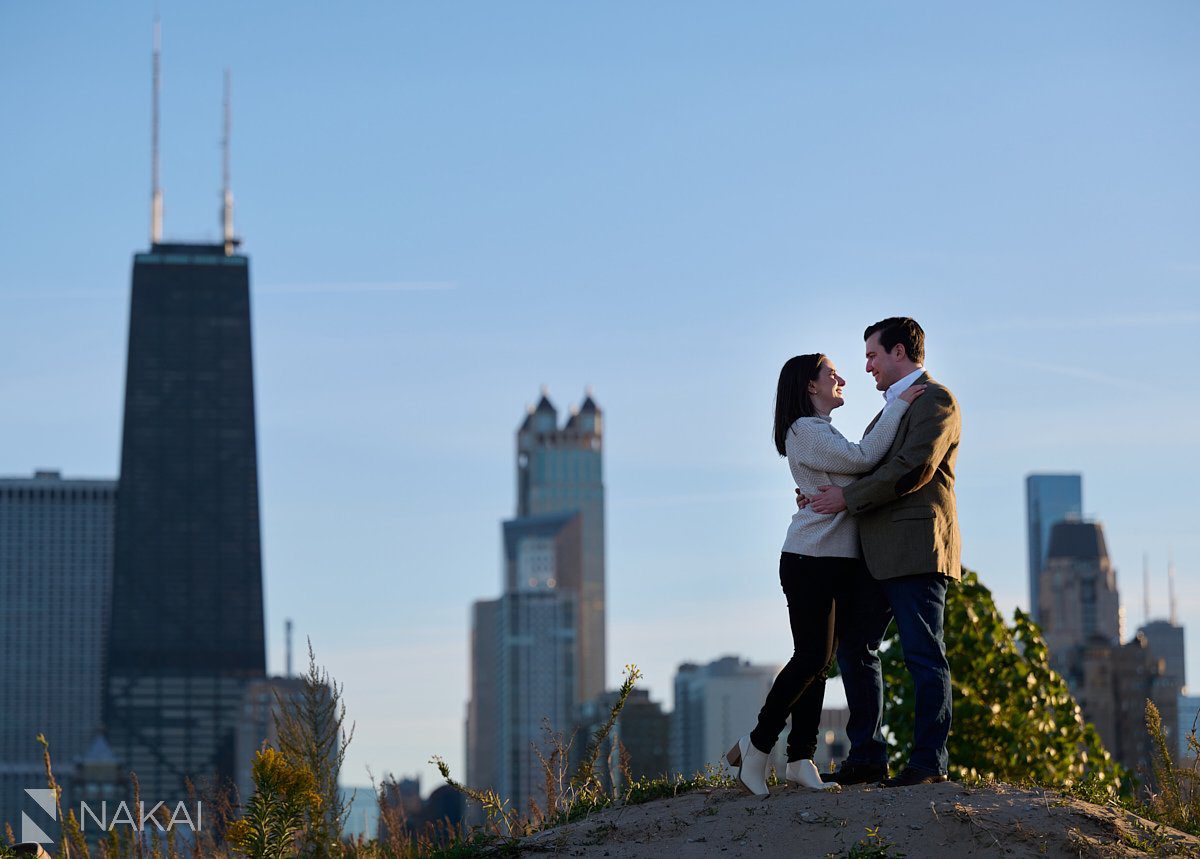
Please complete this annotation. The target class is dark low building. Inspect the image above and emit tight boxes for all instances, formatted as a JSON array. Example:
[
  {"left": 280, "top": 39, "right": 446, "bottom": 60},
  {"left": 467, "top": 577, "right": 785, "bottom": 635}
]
[
  {"left": 377, "top": 777, "right": 464, "bottom": 843},
  {"left": 573, "top": 688, "right": 670, "bottom": 793},
  {"left": 1039, "top": 519, "right": 1177, "bottom": 774},
  {"left": 1138, "top": 619, "right": 1186, "bottom": 699}
]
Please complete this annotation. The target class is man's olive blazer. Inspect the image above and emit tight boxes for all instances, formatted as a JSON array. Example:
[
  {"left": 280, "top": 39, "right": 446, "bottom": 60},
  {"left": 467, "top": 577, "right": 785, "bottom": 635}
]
[{"left": 842, "top": 372, "right": 962, "bottom": 582}]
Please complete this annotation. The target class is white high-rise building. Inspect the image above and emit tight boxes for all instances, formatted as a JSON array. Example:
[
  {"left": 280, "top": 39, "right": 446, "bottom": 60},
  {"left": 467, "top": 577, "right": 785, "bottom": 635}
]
[
  {"left": 0, "top": 471, "right": 116, "bottom": 831},
  {"left": 670, "top": 656, "right": 784, "bottom": 779}
]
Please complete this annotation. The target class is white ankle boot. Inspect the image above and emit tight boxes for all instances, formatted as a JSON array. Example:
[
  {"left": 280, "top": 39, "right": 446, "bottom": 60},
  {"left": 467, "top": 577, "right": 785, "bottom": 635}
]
[
  {"left": 725, "top": 735, "right": 770, "bottom": 796},
  {"left": 786, "top": 758, "right": 836, "bottom": 790}
]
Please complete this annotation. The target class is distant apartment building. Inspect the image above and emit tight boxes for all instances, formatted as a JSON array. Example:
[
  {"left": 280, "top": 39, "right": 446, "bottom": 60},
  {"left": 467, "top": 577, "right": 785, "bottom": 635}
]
[
  {"left": 1179, "top": 696, "right": 1200, "bottom": 762},
  {"left": 573, "top": 688, "right": 670, "bottom": 793},
  {"left": 1138, "top": 620, "right": 1186, "bottom": 698},
  {"left": 1037, "top": 520, "right": 1176, "bottom": 772},
  {"left": 1038, "top": 521, "right": 1121, "bottom": 662},
  {"left": 70, "top": 732, "right": 126, "bottom": 812},
  {"left": 812, "top": 708, "right": 850, "bottom": 774},
  {"left": 496, "top": 589, "right": 577, "bottom": 809},
  {"left": 670, "top": 656, "right": 785, "bottom": 779},
  {"left": 233, "top": 676, "right": 309, "bottom": 803},
  {"left": 468, "top": 550, "right": 578, "bottom": 816},
  {"left": 341, "top": 786, "right": 381, "bottom": 841},
  {"left": 465, "top": 598, "right": 501, "bottom": 806},
  {"left": 376, "top": 775, "right": 464, "bottom": 843},
  {"left": 0, "top": 471, "right": 116, "bottom": 831},
  {"left": 1079, "top": 634, "right": 1176, "bottom": 770},
  {"left": 1025, "top": 474, "right": 1083, "bottom": 625},
  {"left": 63, "top": 731, "right": 129, "bottom": 849},
  {"left": 466, "top": 391, "right": 603, "bottom": 819}
]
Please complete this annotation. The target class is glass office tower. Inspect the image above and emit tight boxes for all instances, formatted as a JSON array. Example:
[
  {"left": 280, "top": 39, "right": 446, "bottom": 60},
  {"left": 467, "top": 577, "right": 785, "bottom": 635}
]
[
  {"left": 516, "top": 393, "right": 605, "bottom": 703},
  {"left": 1025, "top": 473, "right": 1083, "bottom": 625}
]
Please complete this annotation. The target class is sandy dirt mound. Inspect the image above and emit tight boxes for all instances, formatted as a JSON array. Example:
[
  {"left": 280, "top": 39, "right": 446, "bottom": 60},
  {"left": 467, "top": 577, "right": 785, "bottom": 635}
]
[{"left": 516, "top": 781, "right": 1199, "bottom": 857}]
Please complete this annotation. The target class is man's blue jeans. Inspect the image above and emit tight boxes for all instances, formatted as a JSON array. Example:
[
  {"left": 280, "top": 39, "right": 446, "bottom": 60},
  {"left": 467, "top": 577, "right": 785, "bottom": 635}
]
[{"left": 835, "top": 565, "right": 952, "bottom": 774}]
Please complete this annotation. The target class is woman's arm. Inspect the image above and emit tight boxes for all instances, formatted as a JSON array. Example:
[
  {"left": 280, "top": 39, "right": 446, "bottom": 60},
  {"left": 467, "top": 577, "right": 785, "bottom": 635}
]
[
  {"left": 842, "top": 385, "right": 960, "bottom": 513},
  {"left": 787, "top": 399, "right": 910, "bottom": 474}
]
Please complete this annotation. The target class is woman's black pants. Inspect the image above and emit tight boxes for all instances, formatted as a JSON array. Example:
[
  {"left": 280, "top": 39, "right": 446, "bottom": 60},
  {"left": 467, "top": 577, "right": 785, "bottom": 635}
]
[{"left": 749, "top": 552, "right": 861, "bottom": 761}]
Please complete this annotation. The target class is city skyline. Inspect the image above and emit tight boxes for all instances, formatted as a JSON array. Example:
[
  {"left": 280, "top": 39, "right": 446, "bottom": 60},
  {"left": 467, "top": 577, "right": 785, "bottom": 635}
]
[{"left": 3, "top": 2, "right": 1199, "bottom": 790}]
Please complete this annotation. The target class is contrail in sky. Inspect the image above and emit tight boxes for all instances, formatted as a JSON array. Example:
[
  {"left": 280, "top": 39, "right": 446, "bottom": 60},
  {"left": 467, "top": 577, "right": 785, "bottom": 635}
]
[{"left": 257, "top": 282, "right": 457, "bottom": 294}]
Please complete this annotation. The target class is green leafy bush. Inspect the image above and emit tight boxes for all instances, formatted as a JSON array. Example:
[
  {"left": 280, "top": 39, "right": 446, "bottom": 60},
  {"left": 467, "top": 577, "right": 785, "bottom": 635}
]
[{"left": 878, "top": 568, "right": 1127, "bottom": 795}]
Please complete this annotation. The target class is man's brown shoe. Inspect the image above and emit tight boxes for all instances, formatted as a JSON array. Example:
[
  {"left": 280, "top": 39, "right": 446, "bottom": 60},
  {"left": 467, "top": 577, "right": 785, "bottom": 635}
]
[
  {"left": 820, "top": 761, "right": 888, "bottom": 785},
  {"left": 879, "top": 766, "right": 949, "bottom": 787}
]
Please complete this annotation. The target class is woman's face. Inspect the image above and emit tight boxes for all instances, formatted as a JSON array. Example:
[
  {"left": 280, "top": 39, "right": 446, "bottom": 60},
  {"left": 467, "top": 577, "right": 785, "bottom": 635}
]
[{"left": 809, "top": 359, "right": 846, "bottom": 413}]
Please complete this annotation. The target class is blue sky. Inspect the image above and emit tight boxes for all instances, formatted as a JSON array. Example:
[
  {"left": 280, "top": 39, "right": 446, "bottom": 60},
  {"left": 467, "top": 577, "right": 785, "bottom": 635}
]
[{"left": 3, "top": 2, "right": 1198, "bottom": 791}]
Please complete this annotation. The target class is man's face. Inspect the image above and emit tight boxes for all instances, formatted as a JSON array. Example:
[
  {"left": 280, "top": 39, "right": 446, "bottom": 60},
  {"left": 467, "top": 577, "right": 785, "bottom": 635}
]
[{"left": 864, "top": 332, "right": 907, "bottom": 391}]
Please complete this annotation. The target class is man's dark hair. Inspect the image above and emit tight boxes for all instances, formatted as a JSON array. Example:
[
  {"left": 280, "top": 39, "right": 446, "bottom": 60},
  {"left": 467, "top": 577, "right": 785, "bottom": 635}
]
[
  {"left": 773, "top": 353, "right": 826, "bottom": 456},
  {"left": 864, "top": 317, "right": 925, "bottom": 364}
]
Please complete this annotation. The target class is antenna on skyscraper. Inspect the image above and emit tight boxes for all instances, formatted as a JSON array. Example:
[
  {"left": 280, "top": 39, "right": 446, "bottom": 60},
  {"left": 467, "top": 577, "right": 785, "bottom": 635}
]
[
  {"left": 1143, "top": 552, "right": 1151, "bottom": 626},
  {"left": 285, "top": 618, "right": 294, "bottom": 677},
  {"left": 151, "top": 17, "right": 163, "bottom": 245},
  {"left": 222, "top": 68, "right": 236, "bottom": 256},
  {"left": 1168, "top": 548, "right": 1178, "bottom": 626}
]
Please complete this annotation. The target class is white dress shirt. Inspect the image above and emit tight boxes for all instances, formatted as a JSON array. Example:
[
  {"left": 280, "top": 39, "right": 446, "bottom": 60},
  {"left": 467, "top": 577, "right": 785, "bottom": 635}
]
[{"left": 884, "top": 367, "right": 926, "bottom": 406}]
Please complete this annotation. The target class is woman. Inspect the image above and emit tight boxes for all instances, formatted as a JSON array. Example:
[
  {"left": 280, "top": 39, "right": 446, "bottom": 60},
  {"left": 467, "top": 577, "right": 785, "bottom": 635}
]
[{"left": 725, "top": 353, "right": 925, "bottom": 794}]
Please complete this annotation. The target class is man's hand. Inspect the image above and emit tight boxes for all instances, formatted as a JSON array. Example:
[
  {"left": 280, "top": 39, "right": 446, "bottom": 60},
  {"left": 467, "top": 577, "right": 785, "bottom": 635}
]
[
  {"left": 795, "top": 489, "right": 810, "bottom": 509},
  {"left": 809, "top": 485, "right": 847, "bottom": 514}
]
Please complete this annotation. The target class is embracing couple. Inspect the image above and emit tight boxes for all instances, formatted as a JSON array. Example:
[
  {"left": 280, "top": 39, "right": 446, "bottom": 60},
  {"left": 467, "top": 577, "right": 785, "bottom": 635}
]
[{"left": 725, "top": 316, "right": 961, "bottom": 794}]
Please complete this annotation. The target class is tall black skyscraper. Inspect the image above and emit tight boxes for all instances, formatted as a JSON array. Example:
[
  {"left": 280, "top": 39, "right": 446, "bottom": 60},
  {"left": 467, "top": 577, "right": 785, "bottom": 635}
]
[
  {"left": 105, "top": 39, "right": 264, "bottom": 799},
  {"left": 105, "top": 241, "right": 266, "bottom": 800}
]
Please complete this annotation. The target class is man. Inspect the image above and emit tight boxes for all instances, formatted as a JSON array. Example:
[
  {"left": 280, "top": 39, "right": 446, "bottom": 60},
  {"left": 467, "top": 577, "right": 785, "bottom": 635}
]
[{"left": 802, "top": 317, "right": 961, "bottom": 787}]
